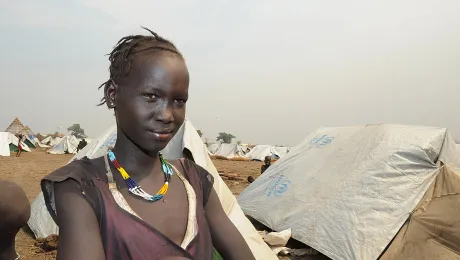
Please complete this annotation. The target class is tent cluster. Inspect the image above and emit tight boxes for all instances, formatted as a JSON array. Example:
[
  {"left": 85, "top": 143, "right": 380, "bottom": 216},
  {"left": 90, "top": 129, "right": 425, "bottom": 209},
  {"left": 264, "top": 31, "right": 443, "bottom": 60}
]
[
  {"left": 207, "top": 143, "right": 291, "bottom": 160},
  {"left": 0, "top": 117, "right": 37, "bottom": 156},
  {"left": 0, "top": 117, "right": 91, "bottom": 156},
  {"left": 238, "top": 125, "right": 460, "bottom": 260}
]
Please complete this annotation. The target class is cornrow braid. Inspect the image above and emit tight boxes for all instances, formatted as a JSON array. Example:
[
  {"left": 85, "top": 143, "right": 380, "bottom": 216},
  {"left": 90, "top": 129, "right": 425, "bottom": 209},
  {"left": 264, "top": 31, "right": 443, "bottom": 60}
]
[{"left": 98, "top": 27, "right": 182, "bottom": 106}]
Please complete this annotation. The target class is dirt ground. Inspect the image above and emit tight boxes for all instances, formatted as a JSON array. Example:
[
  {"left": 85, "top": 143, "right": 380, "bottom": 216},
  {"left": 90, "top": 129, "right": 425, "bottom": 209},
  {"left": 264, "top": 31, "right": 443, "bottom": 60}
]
[{"left": 0, "top": 149, "right": 321, "bottom": 260}]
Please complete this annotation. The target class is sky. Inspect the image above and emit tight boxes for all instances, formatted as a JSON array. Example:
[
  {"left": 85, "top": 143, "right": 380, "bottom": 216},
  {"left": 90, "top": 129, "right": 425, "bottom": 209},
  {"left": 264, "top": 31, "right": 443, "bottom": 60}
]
[{"left": 1, "top": 1, "right": 460, "bottom": 146}]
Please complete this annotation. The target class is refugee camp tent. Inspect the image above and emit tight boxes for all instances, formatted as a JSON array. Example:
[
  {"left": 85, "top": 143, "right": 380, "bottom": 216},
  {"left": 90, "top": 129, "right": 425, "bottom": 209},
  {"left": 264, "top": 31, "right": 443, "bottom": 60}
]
[
  {"left": 212, "top": 143, "right": 247, "bottom": 158},
  {"left": 22, "top": 135, "right": 36, "bottom": 149},
  {"left": 5, "top": 117, "right": 27, "bottom": 135},
  {"left": 47, "top": 135, "right": 79, "bottom": 154},
  {"left": 207, "top": 143, "right": 220, "bottom": 155},
  {"left": 33, "top": 137, "right": 50, "bottom": 148},
  {"left": 4, "top": 117, "right": 36, "bottom": 149},
  {"left": 48, "top": 137, "right": 62, "bottom": 147},
  {"left": 41, "top": 136, "right": 51, "bottom": 145},
  {"left": 0, "top": 132, "right": 32, "bottom": 156},
  {"left": 25, "top": 126, "right": 35, "bottom": 138},
  {"left": 238, "top": 124, "right": 460, "bottom": 260},
  {"left": 9, "top": 133, "right": 32, "bottom": 153},
  {"left": 0, "top": 132, "right": 10, "bottom": 156},
  {"left": 28, "top": 119, "right": 277, "bottom": 260},
  {"left": 245, "top": 144, "right": 289, "bottom": 161}
]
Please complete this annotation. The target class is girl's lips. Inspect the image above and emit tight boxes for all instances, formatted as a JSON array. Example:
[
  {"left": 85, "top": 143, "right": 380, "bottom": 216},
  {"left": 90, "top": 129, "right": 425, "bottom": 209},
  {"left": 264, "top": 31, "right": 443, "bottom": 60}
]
[{"left": 149, "top": 131, "right": 173, "bottom": 141}]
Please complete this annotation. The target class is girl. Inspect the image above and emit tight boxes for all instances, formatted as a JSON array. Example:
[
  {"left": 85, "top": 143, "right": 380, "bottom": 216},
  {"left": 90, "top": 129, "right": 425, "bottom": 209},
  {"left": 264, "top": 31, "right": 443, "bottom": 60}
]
[
  {"left": 41, "top": 28, "right": 255, "bottom": 260},
  {"left": 16, "top": 134, "right": 23, "bottom": 157}
]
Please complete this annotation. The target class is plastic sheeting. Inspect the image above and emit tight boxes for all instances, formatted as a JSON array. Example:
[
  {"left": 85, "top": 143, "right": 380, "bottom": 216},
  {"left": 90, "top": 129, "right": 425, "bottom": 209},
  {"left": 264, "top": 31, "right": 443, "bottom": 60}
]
[
  {"left": 238, "top": 124, "right": 460, "bottom": 260},
  {"left": 0, "top": 132, "right": 10, "bottom": 156},
  {"left": 245, "top": 144, "right": 289, "bottom": 161},
  {"left": 33, "top": 137, "right": 50, "bottom": 148},
  {"left": 1, "top": 132, "right": 32, "bottom": 154},
  {"left": 47, "top": 136, "right": 80, "bottom": 154},
  {"left": 28, "top": 119, "right": 277, "bottom": 260},
  {"left": 380, "top": 165, "right": 460, "bottom": 260},
  {"left": 211, "top": 143, "right": 247, "bottom": 158}
]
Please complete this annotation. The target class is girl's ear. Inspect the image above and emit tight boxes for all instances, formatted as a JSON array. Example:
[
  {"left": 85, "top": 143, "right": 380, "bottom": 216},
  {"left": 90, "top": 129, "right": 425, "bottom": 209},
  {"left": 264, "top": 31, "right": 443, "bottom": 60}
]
[{"left": 104, "top": 80, "right": 117, "bottom": 109}]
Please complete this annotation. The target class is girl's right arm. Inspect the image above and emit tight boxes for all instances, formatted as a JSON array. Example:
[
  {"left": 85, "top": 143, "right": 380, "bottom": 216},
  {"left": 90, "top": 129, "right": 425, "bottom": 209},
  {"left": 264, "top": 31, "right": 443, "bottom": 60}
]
[{"left": 54, "top": 179, "right": 105, "bottom": 260}]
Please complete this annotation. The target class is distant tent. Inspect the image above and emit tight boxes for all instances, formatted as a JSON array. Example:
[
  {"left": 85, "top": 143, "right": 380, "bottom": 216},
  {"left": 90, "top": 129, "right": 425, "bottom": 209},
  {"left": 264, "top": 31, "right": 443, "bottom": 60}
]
[
  {"left": 32, "top": 137, "right": 50, "bottom": 148},
  {"left": 212, "top": 143, "right": 247, "bottom": 158},
  {"left": 24, "top": 126, "right": 35, "bottom": 139},
  {"left": 22, "top": 136, "right": 36, "bottom": 149},
  {"left": 4, "top": 118, "right": 36, "bottom": 149},
  {"left": 42, "top": 136, "right": 62, "bottom": 147},
  {"left": 47, "top": 136, "right": 79, "bottom": 154},
  {"left": 0, "top": 132, "right": 31, "bottom": 156},
  {"left": 244, "top": 145, "right": 289, "bottom": 161},
  {"left": 207, "top": 143, "right": 220, "bottom": 155},
  {"left": 5, "top": 117, "right": 27, "bottom": 135},
  {"left": 0, "top": 132, "right": 10, "bottom": 156},
  {"left": 41, "top": 136, "right": 52, "bottom": 145}
]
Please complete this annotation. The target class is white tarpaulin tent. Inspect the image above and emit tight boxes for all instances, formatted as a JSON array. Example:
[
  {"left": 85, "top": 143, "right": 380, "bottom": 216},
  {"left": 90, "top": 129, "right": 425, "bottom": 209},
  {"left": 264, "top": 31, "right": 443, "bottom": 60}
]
[
  {"left": 28, "top": 119, "right": 277, "bottom": 260},
  {"left": 212, "top": 143, "right": 247, "bottom": 158},
  {"left": 207, "top": 143, "right": 220, "bottom": 155},
  {"left": 42, "top": 136, "right": 62, "bottom": 147},
  {"left": 33, "top": 137, "right": 50, "bottom": 148},
  {"left": 0, "top": 132, "right": 32, "bottom": 156},
  {"left": 47, "top": 136, "right": 79, "bottom": 154},
  {"left": 238, "top": 124, "right": 460, "bottom": 260},
  {"left": 0, "top": 132, "right": 10, "bottom": 156},
  {"left": 41, "top": 136, "right": 51, "bottom": 145},
  {"left": 245, "top": 144, "right": 289, "bottom": 161}
]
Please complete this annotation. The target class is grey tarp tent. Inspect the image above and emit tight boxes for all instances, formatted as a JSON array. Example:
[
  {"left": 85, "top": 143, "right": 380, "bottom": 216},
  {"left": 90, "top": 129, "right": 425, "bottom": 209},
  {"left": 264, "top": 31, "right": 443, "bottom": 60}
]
[{"left": 238, "top": 124, "right": 460, "bottom": 260}]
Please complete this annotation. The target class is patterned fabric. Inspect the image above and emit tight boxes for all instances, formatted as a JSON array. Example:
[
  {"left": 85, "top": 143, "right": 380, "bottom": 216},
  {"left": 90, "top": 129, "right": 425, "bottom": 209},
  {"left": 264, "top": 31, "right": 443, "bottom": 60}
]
[{"left": 102, "top": 154, "right": 198, "bottom": 249}]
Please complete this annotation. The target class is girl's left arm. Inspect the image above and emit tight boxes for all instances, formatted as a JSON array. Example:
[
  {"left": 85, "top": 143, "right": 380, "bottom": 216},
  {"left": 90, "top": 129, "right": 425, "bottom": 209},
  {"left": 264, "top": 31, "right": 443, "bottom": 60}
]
[{"left": 205, "top": 188, "right": 256, "bottom": 260}]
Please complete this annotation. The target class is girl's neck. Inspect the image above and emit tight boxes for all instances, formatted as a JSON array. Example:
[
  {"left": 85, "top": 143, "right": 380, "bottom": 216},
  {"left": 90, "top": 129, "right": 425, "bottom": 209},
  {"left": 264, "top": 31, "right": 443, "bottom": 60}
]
[{"left": 111, "top": 128, "right": 161, "bottom": 179}]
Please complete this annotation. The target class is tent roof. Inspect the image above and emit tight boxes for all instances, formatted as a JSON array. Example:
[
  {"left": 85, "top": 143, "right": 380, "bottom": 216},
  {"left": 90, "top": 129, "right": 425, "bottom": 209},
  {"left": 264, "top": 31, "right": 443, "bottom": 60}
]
[
  {"left": 24, "top": 126, "right": 35, "bottom": 136},
  {"left": 238, "top": 124, "right": 460, "bottom": 260},
  {"left": 5, "top": 117, "right": 27, "bottom": 135}
]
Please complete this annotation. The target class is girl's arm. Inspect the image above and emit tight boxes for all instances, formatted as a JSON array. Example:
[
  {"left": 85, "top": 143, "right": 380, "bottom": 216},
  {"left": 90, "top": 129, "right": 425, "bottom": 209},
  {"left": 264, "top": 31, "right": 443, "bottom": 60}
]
[
  {"left": 205, "top": 188, "right": 256, "bottom": 260},
  {"left": 54, "top": 179, "right": 105, "bottom": 260}
]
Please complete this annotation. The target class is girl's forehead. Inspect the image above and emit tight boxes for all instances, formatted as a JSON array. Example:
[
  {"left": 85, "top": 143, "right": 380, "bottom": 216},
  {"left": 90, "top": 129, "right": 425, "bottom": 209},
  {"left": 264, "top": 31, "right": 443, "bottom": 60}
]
[{"left": 118, "top": 54, "right": 189, "bottom": 92}]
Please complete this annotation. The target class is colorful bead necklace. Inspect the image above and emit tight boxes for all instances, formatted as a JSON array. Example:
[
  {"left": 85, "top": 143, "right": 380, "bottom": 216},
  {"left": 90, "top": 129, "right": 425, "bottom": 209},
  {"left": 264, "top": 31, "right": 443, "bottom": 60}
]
[{"left": 107, "top": 150, "right": 173, "bottom": 202}]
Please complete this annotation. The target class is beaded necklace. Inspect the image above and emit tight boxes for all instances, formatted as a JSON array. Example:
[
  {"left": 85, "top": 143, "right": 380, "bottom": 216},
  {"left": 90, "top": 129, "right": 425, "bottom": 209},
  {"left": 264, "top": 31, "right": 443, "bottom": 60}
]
[{"left": 107, "top": 150, "right": 173, "bottom": 202}]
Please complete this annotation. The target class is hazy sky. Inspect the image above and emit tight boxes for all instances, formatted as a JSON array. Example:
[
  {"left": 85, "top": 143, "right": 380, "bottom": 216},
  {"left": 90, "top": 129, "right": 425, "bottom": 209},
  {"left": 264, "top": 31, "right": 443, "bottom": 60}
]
[{"left": 1, "top": 1, "right": 460, "bottom": 146}]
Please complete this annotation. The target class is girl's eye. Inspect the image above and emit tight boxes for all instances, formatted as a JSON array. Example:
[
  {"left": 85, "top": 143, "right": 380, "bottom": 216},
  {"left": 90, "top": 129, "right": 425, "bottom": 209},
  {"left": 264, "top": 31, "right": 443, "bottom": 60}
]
[
  {"left": 174, "top": 99, "right": 187, "bottom": 105},
  {"left": 143, "top": 94, "right": 157, "bottom": 100}
]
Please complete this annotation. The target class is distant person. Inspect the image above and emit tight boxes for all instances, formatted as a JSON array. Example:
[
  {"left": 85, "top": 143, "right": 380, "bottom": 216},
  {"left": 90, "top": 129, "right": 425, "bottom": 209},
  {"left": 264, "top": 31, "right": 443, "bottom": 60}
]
[
  {"left": 16, "top": 134, "right": 24, "bottom": 157},
  {"left": 41, "top": 28, "right": 254, "bottom": 260},
  {"left": 76, "top": 138, "right": 88, "bottom": 153},
  {"left": 261, "top": 156, "right": 272, "bottom": 174},
  {"left": 0, "top": 181, "right": 31, "bottom": 260}
]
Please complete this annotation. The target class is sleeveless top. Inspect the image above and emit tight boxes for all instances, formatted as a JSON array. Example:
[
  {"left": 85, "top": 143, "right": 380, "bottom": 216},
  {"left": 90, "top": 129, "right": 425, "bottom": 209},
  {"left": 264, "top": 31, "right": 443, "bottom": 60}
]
[{"left": 41, "top": 156, "right": 215, "bottom": 260}]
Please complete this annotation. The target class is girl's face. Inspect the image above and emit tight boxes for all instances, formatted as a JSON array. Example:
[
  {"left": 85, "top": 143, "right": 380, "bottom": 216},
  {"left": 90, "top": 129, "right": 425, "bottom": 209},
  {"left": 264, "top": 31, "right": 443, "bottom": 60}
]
[{"left": 106, "top": 52, "right": 189, "bottom": 153}]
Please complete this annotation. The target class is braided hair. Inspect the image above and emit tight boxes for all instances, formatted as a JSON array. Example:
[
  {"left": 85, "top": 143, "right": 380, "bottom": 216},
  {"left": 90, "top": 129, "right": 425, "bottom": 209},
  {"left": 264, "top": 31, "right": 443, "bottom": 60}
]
[{"left": 98, "top": 27, "right": 182, "bottom": 107}]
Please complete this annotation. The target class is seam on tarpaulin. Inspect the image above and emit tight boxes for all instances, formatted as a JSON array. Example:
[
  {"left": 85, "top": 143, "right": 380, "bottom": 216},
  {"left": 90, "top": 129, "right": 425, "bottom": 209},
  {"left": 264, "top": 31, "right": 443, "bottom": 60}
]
[{"left": 423, "top": 192, "right": 460, "bottom": 204}]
